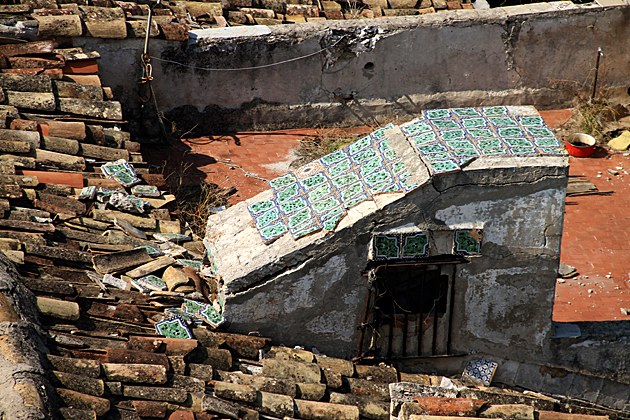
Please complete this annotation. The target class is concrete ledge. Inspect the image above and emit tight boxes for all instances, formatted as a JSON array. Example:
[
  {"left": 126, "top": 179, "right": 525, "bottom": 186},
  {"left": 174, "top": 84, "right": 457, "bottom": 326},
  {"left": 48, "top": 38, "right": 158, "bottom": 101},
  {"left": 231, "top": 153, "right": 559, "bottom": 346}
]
[{"left": 76, "top": 4, "right": 630, "bottom": 134}]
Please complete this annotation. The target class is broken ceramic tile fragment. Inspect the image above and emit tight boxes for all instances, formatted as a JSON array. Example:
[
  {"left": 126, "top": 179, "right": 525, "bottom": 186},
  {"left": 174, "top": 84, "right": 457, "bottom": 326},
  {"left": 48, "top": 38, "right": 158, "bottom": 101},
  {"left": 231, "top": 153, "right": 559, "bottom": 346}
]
[
  {"left": 101, "top": 159, "right": 141, "bottom": 187},
  {"left": 115, "top": 217, "right": 147, "bottom": 240},
  {"left": 133, "top": 245, "right": 163, "bottom": 256},
  {"left": 153, "top": 233, "right": 191, "bottom": 243},
  {"left": 78, "top": 186, "right": 97, "bottom": 200},
  {"left": 176, "top": 259, "right": 202, "bottom": 271},
  {"left": 155, "top": 316, "right": 193, "bottom": 339},
  {"left": 131, "top": 184, "right": 161, "bottom": 197},
  {"left": 136, "top": 274, "right": 167, "bottom": 291},
  {"left": 462, "top": 359, "right": 498, "bottom": 386}
]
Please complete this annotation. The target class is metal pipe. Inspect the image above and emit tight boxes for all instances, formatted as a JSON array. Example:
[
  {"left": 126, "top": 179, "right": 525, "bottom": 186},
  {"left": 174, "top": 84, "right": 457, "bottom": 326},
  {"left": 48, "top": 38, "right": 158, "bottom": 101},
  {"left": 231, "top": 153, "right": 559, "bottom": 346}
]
[
  {"left": 356, "top": 287, "right": 373, "bottom": 358},
  {"left": 446, "top": 270, "right": 456, "bottom": 355},
  {"left": 591, "top": 47, "right": 603, "bottom": 102}
]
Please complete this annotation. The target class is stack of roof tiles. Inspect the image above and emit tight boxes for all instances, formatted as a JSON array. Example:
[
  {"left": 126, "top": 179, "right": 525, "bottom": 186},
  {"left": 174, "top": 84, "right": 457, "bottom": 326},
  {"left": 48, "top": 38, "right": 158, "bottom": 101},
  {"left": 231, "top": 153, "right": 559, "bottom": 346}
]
[{"left": 0, "top": 0, "right": 473, "bottom": 42}]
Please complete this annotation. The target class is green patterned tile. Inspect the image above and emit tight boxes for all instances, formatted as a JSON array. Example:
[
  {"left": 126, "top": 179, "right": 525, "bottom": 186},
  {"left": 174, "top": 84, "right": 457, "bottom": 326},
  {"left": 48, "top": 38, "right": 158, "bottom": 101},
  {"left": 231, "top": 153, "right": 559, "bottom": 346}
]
[
  {"left": 519, "top": 116, "right": 544, "bottom": 126},
  {"left": 287, "top": 207, "right": 312, "bottom": 229},
  {"left": 498, "top": 127, "right": 525, "bottom": 137},
  {"left": 431, "top": 119, "right": 460, "bottom": 130},
  {"left": 255, "top": 207, "right": 279, "bottom": 229},
  {"left": 477, "top": 138, "right": 503, "bottom": 149},
  {"left": 413, "top": 131, "right": 438, "bottom": 145},
  {"left": 534, "top": 137, "right": 562, "bottom": 147},
  {"left": 488, "top": 116, "right": 518, "bottom": 127},
  {"left": 461, "top": 118, "right": 487, "bottom": 128},
  {"left": 321, "top": 210, "right": 344, "bottom": 231},
  {"left": 468, "top": 128, "right": 495, "bottom": 138},
  {"left": 401, "top": 232, "right": 428, "bottom": 257},
  {"left": 276, "top": 183, "right": 300, "bottom": 204},
  {"left": 260, "top": 222, "right": 287, "bottom": 240},
  {"left": 423, "top": 152, "right": 453, "bottom": 161},
  {"left": 300, "top": 172, "right": 327, "bottom": 190},
  {"left": 525, "top": 127, "right": 554, "bottom": 136},
  {"left": 352, "top": 147, "right": 378, "bottom": 164},
  {"left": 446, "top": 140, "right": 475, "bottom": 150},
  {"left": 270, "top": 173, "right": 297, "bottom": 190},
  {"left": 402, "top": 121, "right": 432, "bottom": 136},
  {"left": 320, "top": 148, "right": 348, "bottom": 166},
  {"left": 331, "top": 171, "right": 360, "bottom": 188},
  {"left": 452, "top": 108, "right": 481, "bottom": 117},
  {"left": 348, "top": 135, "right": 371, "bottom": 155},
  {"left": 379, "top": 139, "right": 392, "bottom": 151},
  {"left": 328, "top": 159, "right": 350, "bottom": 178},
  {"left": 373, "top": 234, "right": 399, "bottom": 259},
  {"left": 504, "top": 137, "right": 533, "bottom": 147},
  {"left": 440, "top": 129, "right": 466, "bottom": 140},
  {"left": 453, "top": 149, "right": 480, "bottom": 157},
  {"left": 364, "top": 169, "right": 393, "bottom": 187},
  {"left": 392, "top": 160, "right": 407, "bottom": 174},
  {"left": 539, "top": 147, "right": 566, "bottom": 155},
  {"left": 429, "top": 159, "right": 460, "bottom": 174},
  {"left": 340, "top": 181, "right": 364, "bottom": 201},
  {"left": 344, "top": 193, "right": 368, "bottom": 209},
  {"left": 312, "top": 196, "right": 341, "bottom": 214},
  {"left": 279, "top": 197, "right": 307, "bottom": 214},
  {"left": 308, "top": 182, "right": 332, "bottom": 202},
  {"left": 483, "top": 148, "right": 508, "bottom": 155},
  {"left": 248, "top": 200, "right": 274, "bottom": 215},
  {"left": 417, "top": 142, "right": 448, "bottom": 155},
  {"left": 360, "top": 156, "right": 384, "bottom": 177},
  {"left": 384, "top": 149, "right": 398, "bottom": 160},
  {"left": 510, "top": 147, "right": 537, "bottom": 155},
  {"left": 482, "top": 106, "right": 508, "bottom": 116},
  {"left": 425, "top": 109, "right": 450, "bottom": 119}
]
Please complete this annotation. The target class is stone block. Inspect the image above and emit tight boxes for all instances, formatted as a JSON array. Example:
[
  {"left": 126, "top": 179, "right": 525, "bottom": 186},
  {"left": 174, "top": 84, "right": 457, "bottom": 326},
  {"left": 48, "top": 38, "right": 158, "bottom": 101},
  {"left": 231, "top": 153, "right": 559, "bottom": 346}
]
[
  {"left": 269, "top": 346, "right": 314, "bottom": 362},
  {"left": 321, "top": 10, "right": 343, "bottom": 18},
  {"left": 296, "top": 383, "right": 326, "bottom": 401},
  {"left": 217, "top": 370, "right": 297, "bottom": 397},
  {"left": 285, "top": 3, "right": 318, "bottom": 15},
  {"left": 262, "top": 358, "right": 322, "bottom": 384},
  {"left": 256, "top": 391, "right": 295, "bottom": 418},
  {"left": 346, "top": 378, "right": 390, "bottom": 401},
  {"left": 382, "top": 8, "right": 417, "bottom": 14},
  {"left": 315, "top": 355, "right": 354, "bottom": 377},
  {"left": 355, "top": 364, "right": 398, "bottom": 383},
  {"left": 479, "top": 404, "right": 535, "bottom": 419},
  {"left": 388, "top": 0, "right": 418, "bottom": 8},
  {"left": 400, "top": 372, "right": 431, "bottom": 385},
  {"left": 102, "top": 363, "right": 167, "bottom": 385},
  {"left": 214, "top": 381, "right": 257, "bottom": 403},
  {"left": 295, "top": 399, "right": 360, "bottom": 420}
]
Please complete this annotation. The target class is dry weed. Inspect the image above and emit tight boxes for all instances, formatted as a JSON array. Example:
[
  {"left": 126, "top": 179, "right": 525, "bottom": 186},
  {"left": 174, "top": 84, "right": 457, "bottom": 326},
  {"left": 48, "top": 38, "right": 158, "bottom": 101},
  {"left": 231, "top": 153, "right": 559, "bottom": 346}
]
[
  {"left": 290, "top": 128, "right": 365, "bottom": 168},
  {"left": 161, "top": 158, "right": 228, "bottom": 238}
]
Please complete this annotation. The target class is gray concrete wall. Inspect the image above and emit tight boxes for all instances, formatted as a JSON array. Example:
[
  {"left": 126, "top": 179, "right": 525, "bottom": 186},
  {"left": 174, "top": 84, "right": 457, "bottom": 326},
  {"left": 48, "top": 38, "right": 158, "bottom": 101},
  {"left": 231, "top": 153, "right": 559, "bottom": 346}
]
[
  {"left": 208, "top": 156, "right": 568, "bottom": 361},
  {"left": 75, "top": 4, "right": 630, "bottom": 135}
]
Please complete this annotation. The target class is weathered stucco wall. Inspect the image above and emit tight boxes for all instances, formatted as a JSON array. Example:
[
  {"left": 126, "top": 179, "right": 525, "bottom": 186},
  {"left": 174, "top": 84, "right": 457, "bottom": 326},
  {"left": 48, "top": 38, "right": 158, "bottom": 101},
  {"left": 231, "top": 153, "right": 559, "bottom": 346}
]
[
  {"left": 206, "top": 156, "right": 568, "bottom": 361},
  {"left": 76, "top": 5, "right": 630, "bottom": 135}
]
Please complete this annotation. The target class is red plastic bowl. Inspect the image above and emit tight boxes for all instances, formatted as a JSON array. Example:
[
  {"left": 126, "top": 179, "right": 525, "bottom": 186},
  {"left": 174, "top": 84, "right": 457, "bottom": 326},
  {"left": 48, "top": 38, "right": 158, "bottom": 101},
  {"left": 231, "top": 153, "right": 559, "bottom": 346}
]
[{"left": 565, "top": 133, "right": 595, "bottom": 158}]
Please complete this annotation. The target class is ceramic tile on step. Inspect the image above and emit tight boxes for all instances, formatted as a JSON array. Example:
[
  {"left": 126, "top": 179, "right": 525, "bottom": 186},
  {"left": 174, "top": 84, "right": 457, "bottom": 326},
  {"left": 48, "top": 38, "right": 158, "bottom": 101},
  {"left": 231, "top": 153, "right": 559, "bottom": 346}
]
[
  {"left": 481, "top": 106, "right": 509, "bottom": 116},
  {"left": 427, "top": 159, "right": 461, "bottom": 175}
]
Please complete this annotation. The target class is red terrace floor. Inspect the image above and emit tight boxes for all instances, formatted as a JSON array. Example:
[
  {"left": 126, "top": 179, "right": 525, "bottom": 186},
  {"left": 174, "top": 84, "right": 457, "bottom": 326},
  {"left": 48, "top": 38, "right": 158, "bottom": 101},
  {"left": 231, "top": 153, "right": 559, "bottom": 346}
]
[
  {"left": 156, "top": 110, "right": 629, "bottom": 322},
  {"left": 159, "top": 127, "right": 372, "bottom": 205}
]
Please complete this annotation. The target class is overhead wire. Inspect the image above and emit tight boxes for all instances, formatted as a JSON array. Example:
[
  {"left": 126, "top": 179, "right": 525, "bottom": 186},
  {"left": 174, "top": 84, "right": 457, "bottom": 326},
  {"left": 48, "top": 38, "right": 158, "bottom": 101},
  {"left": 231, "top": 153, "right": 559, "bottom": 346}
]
[{"left": 147, "top": 36, "right": 345, "bottom": 72}]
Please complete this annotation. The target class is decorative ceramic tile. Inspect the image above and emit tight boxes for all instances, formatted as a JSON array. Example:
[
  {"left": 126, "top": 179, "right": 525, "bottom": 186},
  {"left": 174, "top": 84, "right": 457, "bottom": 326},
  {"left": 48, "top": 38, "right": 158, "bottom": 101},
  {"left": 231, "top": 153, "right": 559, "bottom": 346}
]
[
  {"left": 165, "top": 308, "right": 202, "bottom": 325},
  {"left": 131, "top": 185, "right": 161, "bottom": 197},
  {"left": 101, "top": 159, "right": 141, "bottom": 187},
  {"left": 130, "top": 279, "right": 150, "bottom": 293},
  {"left": 462, "top": 359, "right": 498, "bottom": 386},
  {"left": 400, "top": 106, "right": 564, "bottom": 175},
  {"left": 454, "top": 229, "right": 483, "bottom": 255},
  {"left": 197, "top": 304, "right": 225, "bottom": 327},
  {"left": 153, "top": 233, "right": 191, "bottom": 243},
  {"left": 135, "top": 275, "right": 167, "bottom": 291},
  {"left": 371, "top": 231, "right": 429, "bottom": 260},
  {"left": 372, "top": 234, "right": 400, "bottom": 260},
  {"left": 177, "top": 259, "right": 203, "bottom": 271},
  {"left": 401, "top": 232, "right": 429, "bottom": 258},
  {"left": 78, "top": 186, "right": 97, "bottom": 200},
  {"left": 133, "top": 245, "right": 163, "bottom": 256},
  {"left": 155, "top": 316, "right": 193, "bottom": 339}
]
